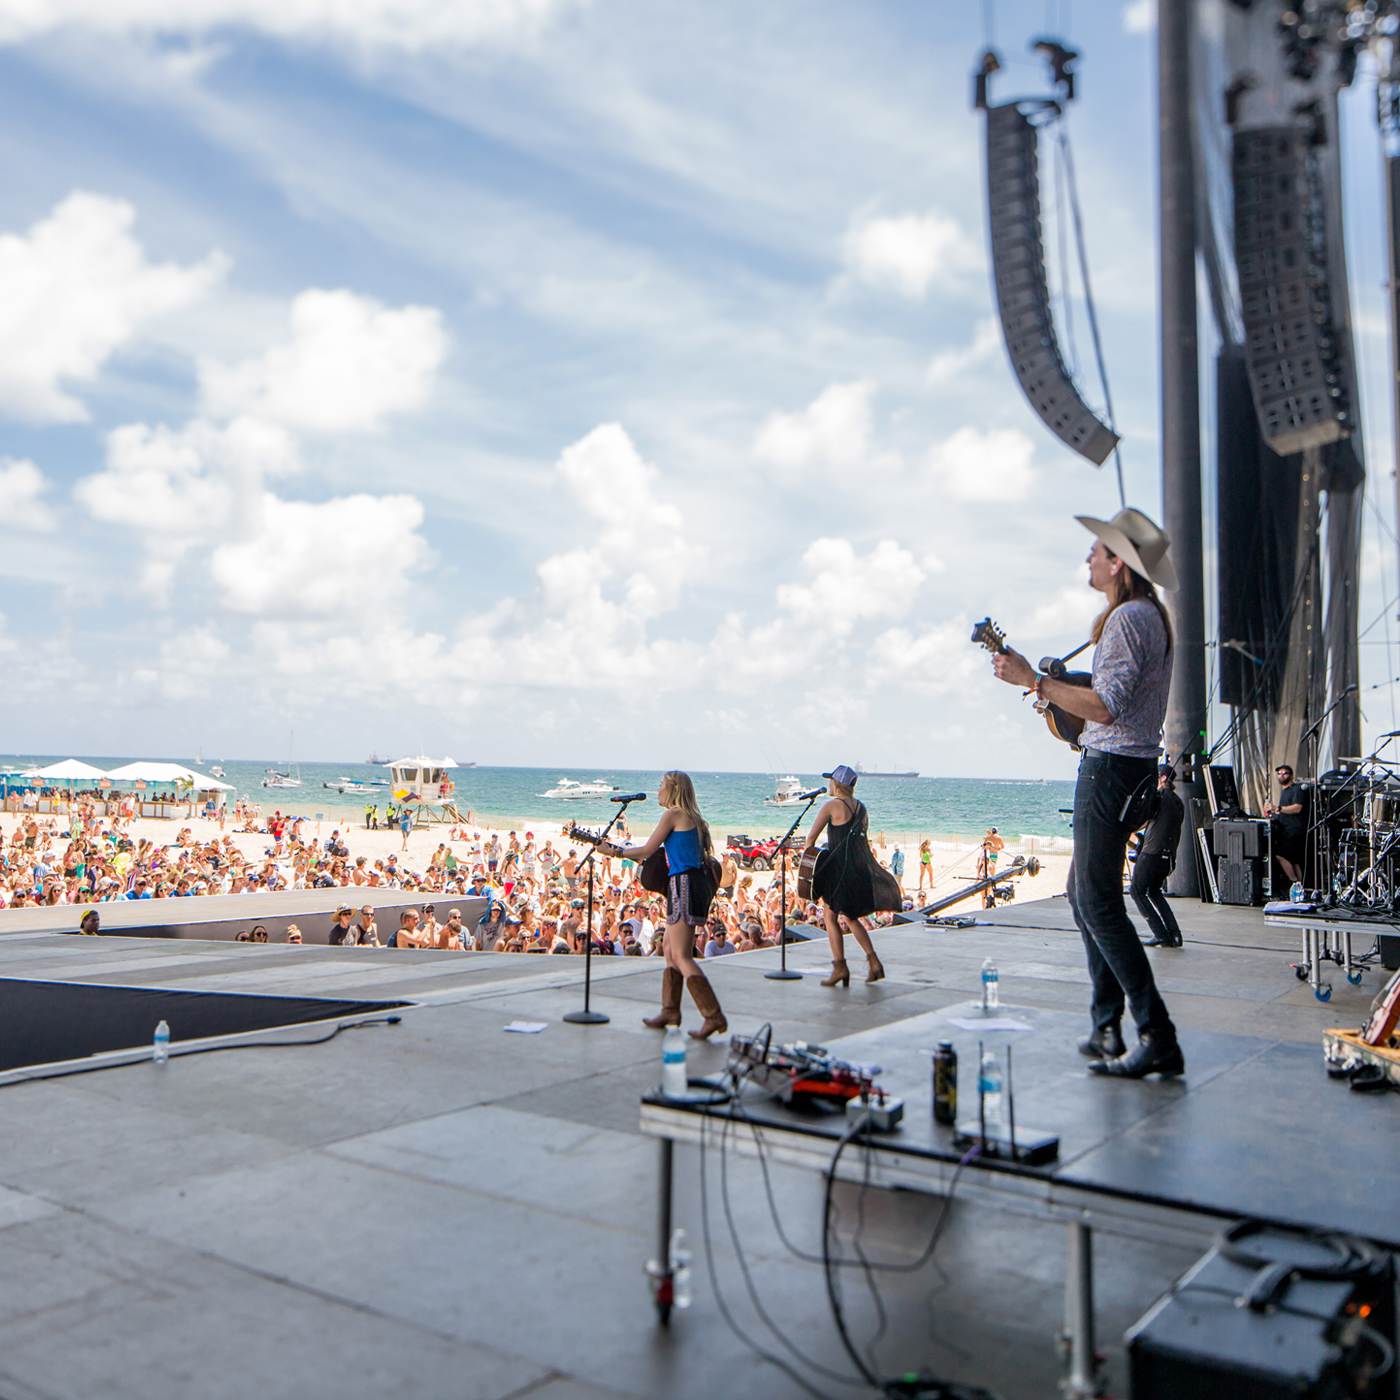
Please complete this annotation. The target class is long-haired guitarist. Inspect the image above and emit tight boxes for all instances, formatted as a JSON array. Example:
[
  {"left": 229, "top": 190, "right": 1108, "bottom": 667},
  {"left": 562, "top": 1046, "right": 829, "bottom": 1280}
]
[
  {"left": 804, "top": 764, "right": 902, "bottom": 987},
  {"left": 608, "top": 771, "right": 727, "bottom": 1041},
  {"left": 990, "top": 508, "right": 1184, "bottom": 1080}
]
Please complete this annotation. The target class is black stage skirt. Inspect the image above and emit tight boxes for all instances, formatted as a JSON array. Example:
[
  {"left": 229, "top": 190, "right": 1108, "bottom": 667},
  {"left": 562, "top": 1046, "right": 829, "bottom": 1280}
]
[{"left": 812, "top": 801, "right": 901, "bottom": 919}]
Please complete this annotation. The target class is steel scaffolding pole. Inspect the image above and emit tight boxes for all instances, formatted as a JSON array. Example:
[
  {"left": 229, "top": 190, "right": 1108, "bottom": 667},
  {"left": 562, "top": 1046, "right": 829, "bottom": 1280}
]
[{"left": 1160, "top": 0, "right": 1207, "bottom": 895}]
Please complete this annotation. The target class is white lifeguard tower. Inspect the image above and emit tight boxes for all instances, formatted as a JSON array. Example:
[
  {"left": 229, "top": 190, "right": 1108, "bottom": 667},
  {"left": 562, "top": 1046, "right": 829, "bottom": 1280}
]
[{"left": 384, "top": 755, "right": 463, "bottom": 826}]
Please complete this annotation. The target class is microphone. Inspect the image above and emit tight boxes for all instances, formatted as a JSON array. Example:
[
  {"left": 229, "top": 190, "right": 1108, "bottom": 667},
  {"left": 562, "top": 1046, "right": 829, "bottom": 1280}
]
[
  {"left": 610, "top": 792, "right": 647, "bottom": 804},
  {"left": 797, "top": 787, "right": 826, "bottom": 801}
]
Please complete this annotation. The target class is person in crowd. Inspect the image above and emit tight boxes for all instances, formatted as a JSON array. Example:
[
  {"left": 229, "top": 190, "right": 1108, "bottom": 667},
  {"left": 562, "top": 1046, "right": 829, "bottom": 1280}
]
[
  {"left": 328, "top": 906, "right": 356, "bottom": 945},
  {"left": 889, "top": 845, "right": 905, "bottom": 896},
  {"left": 917, "top": 838, "right": 933, "bottom": 895},
  {"left": 354, "top": 905, "right": 379, "bottom": 946}
]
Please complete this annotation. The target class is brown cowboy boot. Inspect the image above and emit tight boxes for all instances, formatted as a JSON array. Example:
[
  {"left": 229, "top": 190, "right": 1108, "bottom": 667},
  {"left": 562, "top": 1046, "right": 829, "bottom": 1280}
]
[
  {"left": 821, "top": 958, "right": 851, "bottom": 987},
  {"left": 643, "top": 967, "right": 683, "bottom": 1029},
  {"left": 685, "top": 972, "right": 728, "bottom": 1041},
  {"left": 866, "top": 951, "right": 886, "bottom": 984}
]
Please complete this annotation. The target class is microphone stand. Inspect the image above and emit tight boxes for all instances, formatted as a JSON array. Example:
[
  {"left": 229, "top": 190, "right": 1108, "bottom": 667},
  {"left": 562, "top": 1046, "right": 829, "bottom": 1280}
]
[
  {"left": 563, "top": 798, "right": 639, "bottom": 1025},
  {"left": 764, "top": 793, "right": 820, "bottom": 982},
  {"left": 1298, "top": 684, "right": 1357, "bottom": 899}
]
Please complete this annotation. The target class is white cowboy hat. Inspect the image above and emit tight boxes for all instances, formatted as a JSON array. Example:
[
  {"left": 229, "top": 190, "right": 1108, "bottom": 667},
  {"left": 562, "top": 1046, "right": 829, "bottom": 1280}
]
[{"left": 1075, "top": 507, "right": 1178, "bottom": 592}]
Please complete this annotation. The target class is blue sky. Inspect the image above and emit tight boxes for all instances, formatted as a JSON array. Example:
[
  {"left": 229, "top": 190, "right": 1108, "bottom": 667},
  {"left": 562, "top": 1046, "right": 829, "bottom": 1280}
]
[{"left": 0, "top": 0, "right": 1394, "bottom": 777}]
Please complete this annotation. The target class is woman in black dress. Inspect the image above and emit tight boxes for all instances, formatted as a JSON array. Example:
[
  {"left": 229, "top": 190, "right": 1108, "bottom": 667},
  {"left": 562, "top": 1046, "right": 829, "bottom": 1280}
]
[{"left": 804, "top": 764, "right": 901, "bottom": 987}]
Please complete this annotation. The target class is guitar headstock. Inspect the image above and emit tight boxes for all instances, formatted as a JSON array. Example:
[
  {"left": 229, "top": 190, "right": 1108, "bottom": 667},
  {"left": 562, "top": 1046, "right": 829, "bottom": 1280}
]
[
  {"left": 564, "top": 822, "right": 597, "bottom": 843},
  {"left": 971, "top": 617, "right": 1008, "bottom": 655}
]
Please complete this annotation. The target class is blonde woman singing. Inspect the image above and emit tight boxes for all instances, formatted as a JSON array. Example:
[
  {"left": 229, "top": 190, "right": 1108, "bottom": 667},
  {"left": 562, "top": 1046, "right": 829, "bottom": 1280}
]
[{"left": 610, "top": 771, "right": 727, "bottom": 1040}]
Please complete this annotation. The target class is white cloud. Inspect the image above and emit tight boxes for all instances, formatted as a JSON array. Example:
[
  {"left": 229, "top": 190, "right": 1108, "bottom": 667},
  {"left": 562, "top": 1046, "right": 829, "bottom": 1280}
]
[
  {"left": 843, "top": 209, "right": 980, "bottom": 300},
  {"left": 199, "top": 289, "right": 447, "bottom": 435},
  {"left": 0, "top": 191, "right": 225, "bottom": 423},
  {"left": 0, "top": 458, "right": 57, "bottom": 531},
  {"left": 776, "top": 538, "right": 925, "bottom": 636},
  {"left": 148, "top": 626, "right": 233, "bottom": 700},
  {"left": 927, "top": 426, "right": 1036, "bottom": 503},
  {"left": 1123, "top": 0, "right": 1154, "bottom": 34},
  {"left": 76, "top": 416, "right": 300, "bottom": 540},
  {"left": 870, "top": 617, "right": 983, "bottom": 695},
  {"left": 753, "top": 380, "right": 883, "bottom": 473},
  {"left": 210, "top": 492, "right": 428, "bottom": 616},
  {"left": 0, "top": 1, "right": 582, "bottom": 51},
  {"left": 1028, "top": 572, "right": 1102, "bottom": 639},
  {"left": 927, "top": 318, "right": 1002, "bottom": 386}
]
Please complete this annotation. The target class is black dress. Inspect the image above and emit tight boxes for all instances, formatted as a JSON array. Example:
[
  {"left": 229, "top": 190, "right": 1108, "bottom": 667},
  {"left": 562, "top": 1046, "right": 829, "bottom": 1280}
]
[{"left": 812, "top": 799, "right": 902, "bottom": 919}]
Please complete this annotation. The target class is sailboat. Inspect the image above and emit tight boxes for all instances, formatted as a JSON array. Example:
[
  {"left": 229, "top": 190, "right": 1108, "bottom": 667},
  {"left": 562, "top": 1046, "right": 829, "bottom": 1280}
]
[{"left": 262, "top": 732, "right": 302, "bottom": 788}]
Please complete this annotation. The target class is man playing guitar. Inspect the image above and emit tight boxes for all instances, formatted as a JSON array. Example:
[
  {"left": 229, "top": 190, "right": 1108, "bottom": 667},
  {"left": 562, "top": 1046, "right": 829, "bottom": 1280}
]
[{"left": 990, "top": 508, "right": 1184, "bottom": 1080}]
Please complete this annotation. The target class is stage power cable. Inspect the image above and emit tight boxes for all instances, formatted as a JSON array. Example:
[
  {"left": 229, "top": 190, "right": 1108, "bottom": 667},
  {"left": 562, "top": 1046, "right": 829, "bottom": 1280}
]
[{"left": 700, "top": 1063, "right": 999, "bottom": 1398}]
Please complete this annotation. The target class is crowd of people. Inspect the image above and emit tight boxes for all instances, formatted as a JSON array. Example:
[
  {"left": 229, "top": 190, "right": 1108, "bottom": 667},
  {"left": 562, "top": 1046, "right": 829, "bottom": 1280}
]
[{"left": 0, "top": 800, "right": 928, "bottom": 956}]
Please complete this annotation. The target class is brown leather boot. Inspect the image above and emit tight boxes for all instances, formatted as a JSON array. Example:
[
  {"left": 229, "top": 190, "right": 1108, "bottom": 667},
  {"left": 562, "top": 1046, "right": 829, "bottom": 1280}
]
[
  {"left": 866, "top": 951, "right": 886, "bottom": 984},
  {"left": 821, "top": 959, "right": 850, "bottom": 988},
  {"left": 643, "top": 967, "right": 683, "bottom": 1029},
  {"left": 685, "top": 972, "right": 728, "bottom": 1041}
]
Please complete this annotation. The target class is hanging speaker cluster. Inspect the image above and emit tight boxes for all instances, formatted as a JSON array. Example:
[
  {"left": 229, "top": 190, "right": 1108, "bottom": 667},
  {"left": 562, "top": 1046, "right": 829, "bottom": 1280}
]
[
  {"left": 983, "top": 102, "right": 1120, "bottom": 467},
  {"left": 1232, "top": 124, "right": 1353, "bottom": 456}
]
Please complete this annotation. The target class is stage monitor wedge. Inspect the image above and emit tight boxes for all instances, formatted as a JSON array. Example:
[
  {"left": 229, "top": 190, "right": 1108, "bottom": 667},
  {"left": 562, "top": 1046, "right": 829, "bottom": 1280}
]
[{"left": 983, "top": 102, "right": 1119, "bottom": 467}]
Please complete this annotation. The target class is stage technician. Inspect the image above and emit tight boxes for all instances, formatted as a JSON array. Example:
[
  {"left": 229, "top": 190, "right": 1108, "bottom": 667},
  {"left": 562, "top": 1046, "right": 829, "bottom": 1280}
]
[{"left": 991, "top": 508, "right": 1185, "bottom": 1080}]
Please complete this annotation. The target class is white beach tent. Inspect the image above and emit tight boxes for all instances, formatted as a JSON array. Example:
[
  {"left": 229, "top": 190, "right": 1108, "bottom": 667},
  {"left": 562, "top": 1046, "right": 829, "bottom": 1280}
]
[
  {"left": 23, "top": 759, "right": 108, "bottom": 784},
  {"left": 104, "top": 762, "right": 234, "bottom": 792}
]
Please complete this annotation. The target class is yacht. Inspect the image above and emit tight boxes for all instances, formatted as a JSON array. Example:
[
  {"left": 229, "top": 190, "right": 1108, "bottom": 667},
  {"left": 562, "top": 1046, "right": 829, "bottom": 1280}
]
[
  {"left": 209, "top": 764, "right": 225, "bottom": 779},
  {"left": 262, "top": 768, "right": 302, "bottom": 789},
  {"left": 323, "top": 777, "right": 377, "bottom": 795},
  {"left": 764, "top": 775, "right": 810, "bottom": 806},
  {"left": 540, "top": 778, "right": 619, "bottom": 800}
]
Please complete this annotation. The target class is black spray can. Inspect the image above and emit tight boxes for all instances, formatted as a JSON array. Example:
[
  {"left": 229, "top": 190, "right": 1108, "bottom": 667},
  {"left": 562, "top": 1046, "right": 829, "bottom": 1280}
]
[{"left": 933, "top": 1040, "right": 957, "bottom": 1125}]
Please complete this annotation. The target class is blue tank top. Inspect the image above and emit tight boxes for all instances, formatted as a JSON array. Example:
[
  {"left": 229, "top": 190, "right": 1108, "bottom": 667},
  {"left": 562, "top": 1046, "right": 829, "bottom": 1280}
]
[{"left": 664, "top": 826, "right": 702, "bottom": 875}]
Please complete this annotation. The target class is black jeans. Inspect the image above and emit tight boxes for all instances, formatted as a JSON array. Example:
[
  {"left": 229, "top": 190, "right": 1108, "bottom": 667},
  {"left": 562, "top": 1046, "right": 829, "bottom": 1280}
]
[
  {"left": 1066, "top": 750, "right": 1176, "bottom": 1039},
  {"left": 1130, "top": 853, "right": 1182, "bottom": 945}
]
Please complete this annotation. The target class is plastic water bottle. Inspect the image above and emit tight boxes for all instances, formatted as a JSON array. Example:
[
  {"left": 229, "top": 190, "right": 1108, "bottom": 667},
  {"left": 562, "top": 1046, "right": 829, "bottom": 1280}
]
[
  {"left": 661, "top": 1025, "right": 688, "bottom": 1099},
  {"left": 1289, "top": 880, "right": 1304, "bottom": 905},
  {"left": 153, "top": 1019, "right": 170, "bottom": 1066},
  {"left": 669, "top": 1227, "right": 692, "bottom": 1309},
  {"left": 980, "top": 957, "right": 1000, "bottom": 1012},
  {"left": 978, "top": 1049, "right": 1003, "bottom": 1132}
]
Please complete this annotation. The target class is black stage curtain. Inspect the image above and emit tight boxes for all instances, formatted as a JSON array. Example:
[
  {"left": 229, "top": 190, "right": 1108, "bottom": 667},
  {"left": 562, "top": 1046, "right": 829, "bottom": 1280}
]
[
  {"left": 0, "top": 978, "right": 406, "bottom": 1072},
  {"left": 1216, "top": 344, "right": 1300, "bottom": 713}
]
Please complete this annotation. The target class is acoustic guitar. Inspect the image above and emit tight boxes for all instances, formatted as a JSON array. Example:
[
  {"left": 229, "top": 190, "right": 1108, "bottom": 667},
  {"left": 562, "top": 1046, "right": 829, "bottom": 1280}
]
[
  {"left": 796, "top": 846, "right": 823, "bottom": 902},
  {"left": 1363, "top": 968, "right": 1400, "bottom": 1049},
  {"left": 972, "top": 618, "right": 1093, "bottom": 750},
  {"left": 565, "top": 822, "right": 718, "bottom": 895}
]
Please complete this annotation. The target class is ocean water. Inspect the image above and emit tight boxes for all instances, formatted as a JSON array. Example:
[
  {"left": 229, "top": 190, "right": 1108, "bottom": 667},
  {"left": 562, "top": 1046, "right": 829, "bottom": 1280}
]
[{"left": 3, "top": 756, "right": 1076, "bottom": 840}]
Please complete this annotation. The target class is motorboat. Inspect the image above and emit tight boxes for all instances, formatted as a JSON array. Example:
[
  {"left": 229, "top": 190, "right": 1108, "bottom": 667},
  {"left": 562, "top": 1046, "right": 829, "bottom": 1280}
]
[
  {"left": 540, "top": 778, "right": 619, "bottom": 799},
  {"left": 323, "top": 778, "right": 377, "bottom": 795},
  {"left": 262, "top": 768, "right": 302, "bottom": 789},
  {"left": 209, "top": 765, "right": 225, "bottom": 779},
  {"left": 764, "top": 775, "right": 810, "bottom": 806}
]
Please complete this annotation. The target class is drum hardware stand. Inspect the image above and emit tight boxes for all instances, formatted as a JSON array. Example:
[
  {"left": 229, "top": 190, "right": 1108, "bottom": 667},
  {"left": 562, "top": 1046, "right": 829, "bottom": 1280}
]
[{"left": 765, "top": 791, "right": 820, "bottom": 981}]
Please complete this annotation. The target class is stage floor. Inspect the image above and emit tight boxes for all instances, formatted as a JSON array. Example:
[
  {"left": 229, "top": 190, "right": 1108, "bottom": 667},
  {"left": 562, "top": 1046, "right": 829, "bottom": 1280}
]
[{"left": 0, "top": 891, "right": 1392, "bottom": 1399}]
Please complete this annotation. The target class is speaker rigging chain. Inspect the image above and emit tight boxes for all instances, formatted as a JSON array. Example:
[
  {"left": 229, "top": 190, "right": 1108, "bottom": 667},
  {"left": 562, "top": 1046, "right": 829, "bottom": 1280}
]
[{"left": 1055, "top": 122, "right": 1126, "bottom": 509}]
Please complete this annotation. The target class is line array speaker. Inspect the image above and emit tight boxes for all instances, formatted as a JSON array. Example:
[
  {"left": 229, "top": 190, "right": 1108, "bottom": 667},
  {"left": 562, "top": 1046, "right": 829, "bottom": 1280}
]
[
  {"left": 1233, "top": 124, "right": 1353, "bottom": 455},
  {"left": 984, "top": 102, "right": 1119, "bottom": 466}
]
